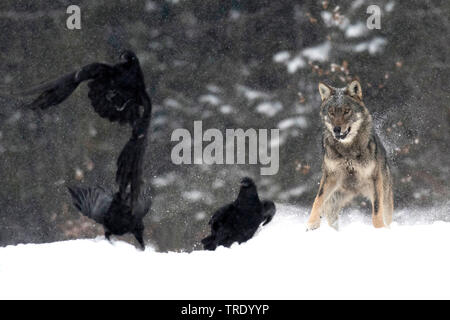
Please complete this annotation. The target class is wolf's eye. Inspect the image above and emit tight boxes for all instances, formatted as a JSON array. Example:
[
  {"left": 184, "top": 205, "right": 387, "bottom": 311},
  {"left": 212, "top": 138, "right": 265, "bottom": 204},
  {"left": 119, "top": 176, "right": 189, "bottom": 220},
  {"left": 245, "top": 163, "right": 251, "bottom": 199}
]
[
  {"left": 328, "top": 110, "right": 335, "bottom": 116},
  {"left": 344, "top": 109, "right": 350, "bottom": 115}
]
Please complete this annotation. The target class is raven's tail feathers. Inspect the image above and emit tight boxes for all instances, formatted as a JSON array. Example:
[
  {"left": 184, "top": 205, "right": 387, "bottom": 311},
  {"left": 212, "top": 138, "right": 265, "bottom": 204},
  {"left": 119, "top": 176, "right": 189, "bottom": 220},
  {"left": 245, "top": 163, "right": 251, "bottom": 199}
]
[
  {"left": 116, "top": 135, "right": 146, "bottom": 207},
  {"left": 261, "top": 200, "right": 276, "bottom": 226},
  {"left": 67, "top": 186, "right": 113, "bottom": 224}
]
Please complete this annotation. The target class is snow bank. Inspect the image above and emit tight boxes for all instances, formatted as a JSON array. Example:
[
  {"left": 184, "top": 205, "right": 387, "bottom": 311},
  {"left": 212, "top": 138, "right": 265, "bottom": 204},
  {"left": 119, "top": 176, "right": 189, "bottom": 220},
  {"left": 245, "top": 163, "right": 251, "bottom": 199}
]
[{"left": 1, "top": 204, "right": 450, "bottom": 299}]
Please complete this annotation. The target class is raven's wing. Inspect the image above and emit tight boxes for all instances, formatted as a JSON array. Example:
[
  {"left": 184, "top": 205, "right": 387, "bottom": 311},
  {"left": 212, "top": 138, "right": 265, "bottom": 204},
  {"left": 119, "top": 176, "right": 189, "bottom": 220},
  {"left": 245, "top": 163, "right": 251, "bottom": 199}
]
[
  {"left": 208, "top": 203, "right": 235, "bottom": 231},
  {"left": 23, "top": 72, "right": 80, "bottom": 110},
  {"left": 67, "top": 186, "right": 113, "bottom": 224},
  {"left": 0, "top": 76, "right": 70, "bottom": 100},
  {"left": 21, "top": 59, "right": 144, "bottom": 125},
  {"left": 116, "top": 90, "right": 152, "bottom": 211},
  {"left": 202, "top": 203, "right": 235, "bottom": 250},
  {"left": 261, "top": 200, "right": 276, "bottom": 226},
  {"left": 23, "top": 63, "right": 114, "bottom": 110}
]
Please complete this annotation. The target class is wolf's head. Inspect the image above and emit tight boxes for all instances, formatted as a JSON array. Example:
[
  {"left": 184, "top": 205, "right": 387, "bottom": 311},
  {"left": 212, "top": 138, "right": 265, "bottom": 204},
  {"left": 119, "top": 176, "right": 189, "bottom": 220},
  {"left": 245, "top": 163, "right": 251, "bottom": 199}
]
[{"left": 318, "top": 80, "right": 371, "bottom": 144}]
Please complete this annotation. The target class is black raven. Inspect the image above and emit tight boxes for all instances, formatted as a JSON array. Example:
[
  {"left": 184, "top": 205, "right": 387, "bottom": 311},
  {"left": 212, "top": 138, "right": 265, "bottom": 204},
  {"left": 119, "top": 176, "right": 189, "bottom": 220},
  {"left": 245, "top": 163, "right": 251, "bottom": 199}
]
[
  {"left": 201, "top": 177, "right": 276, "bottom": 251},
  {"left": 21, "top": 50, "right": 149, "bottom": 126},
  {"left": 19, "top": 50, "right": 153, "bottom": 213},
  {"left": 67, "top": 111, "right": 152, "bottom": 249},
  {"left": 18, "top": 50, "right": 156, "bottom": 249},
  {"left": 67, "top": 186, "right": 151, "bottom": 249}
]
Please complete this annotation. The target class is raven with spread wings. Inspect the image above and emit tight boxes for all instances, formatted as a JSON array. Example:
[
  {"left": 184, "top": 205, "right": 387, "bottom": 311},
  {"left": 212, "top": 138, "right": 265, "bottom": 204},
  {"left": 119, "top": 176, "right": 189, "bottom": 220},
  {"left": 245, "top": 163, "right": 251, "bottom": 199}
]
[
  {"left": 67, "top": 185, "right": 151, "bottom": 249},
  {"left": 24, "top": 50, "right": 148, "bottom": 125},
  {"left": 67, "top": 111, "right": 152, "bottom": 249},
  {"left": 26, "top": 50, "right": 152, "bottom": 200},
  {"left": 21, "top": 50, "right": 153, "bottom": 248}
]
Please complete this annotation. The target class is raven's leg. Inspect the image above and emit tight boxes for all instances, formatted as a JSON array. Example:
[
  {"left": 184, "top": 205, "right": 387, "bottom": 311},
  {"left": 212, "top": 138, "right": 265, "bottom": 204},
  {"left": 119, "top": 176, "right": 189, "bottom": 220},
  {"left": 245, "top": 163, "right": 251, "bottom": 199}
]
[
  {"left": 134, "top": 231, "right": 145, "bottom": 250},
  {"left": 105, "top": 230, "right": 112, "bottom": 242}
]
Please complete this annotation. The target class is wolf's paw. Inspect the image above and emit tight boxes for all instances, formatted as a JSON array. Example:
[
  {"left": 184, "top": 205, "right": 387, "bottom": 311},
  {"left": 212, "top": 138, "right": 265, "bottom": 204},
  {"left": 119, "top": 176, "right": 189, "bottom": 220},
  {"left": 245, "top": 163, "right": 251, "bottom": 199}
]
[{"left": 306, "top": 221, "right": 320, "bottom": 232}]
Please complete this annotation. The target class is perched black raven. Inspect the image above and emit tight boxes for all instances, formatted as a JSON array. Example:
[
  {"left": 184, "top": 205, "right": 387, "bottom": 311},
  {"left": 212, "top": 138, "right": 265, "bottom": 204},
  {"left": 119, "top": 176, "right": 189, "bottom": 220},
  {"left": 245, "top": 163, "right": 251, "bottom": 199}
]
[
  {"left": 68, "top": 186, "right": 151, "bottom": 249},
  {"left": 201, "top": 177, "right": 276, "bottom": 251}
]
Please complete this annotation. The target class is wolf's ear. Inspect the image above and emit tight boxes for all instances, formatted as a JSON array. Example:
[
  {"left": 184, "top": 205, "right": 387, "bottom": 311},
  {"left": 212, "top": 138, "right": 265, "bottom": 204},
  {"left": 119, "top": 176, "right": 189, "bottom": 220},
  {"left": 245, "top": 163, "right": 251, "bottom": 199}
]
[
  {"left": 318, "top": 82, "right": 332, "bottom": 101},
  {"left": 347, "top": 80, "right": 363, "bottom": 100}
]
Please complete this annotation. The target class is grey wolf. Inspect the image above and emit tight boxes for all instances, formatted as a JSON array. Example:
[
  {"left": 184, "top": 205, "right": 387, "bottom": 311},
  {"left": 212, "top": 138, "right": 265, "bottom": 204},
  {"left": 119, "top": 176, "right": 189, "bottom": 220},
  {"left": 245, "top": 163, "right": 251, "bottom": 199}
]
[{"left": 307, "top": 80, "right": 393, "bottom": 230}]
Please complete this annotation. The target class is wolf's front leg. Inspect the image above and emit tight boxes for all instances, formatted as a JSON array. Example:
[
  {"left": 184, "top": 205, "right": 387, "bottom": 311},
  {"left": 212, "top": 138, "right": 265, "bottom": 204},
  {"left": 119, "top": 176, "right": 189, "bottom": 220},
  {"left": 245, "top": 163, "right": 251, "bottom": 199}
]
[
  {"left": 306, "top": 174, "right": 336, "bottom": 231},
  {"left": 306, "top": 196, "right": 322, "bottom": 231}
]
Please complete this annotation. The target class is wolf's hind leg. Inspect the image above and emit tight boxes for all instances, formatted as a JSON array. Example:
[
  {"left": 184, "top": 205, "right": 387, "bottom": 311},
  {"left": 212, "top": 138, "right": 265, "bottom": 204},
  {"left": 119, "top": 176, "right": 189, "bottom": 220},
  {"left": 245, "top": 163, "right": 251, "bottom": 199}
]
[
  {"left": 381, "top": 172, "right": 394, "bottom": 227},
  {"left": 326, "top": 209, "right": 339, "bottom": 230},
  {"left": 371, "top": 169, "right": 389, "bottom": 228},
  {"left": 322, "top": 191, "right": 348, "bottom": 231}
]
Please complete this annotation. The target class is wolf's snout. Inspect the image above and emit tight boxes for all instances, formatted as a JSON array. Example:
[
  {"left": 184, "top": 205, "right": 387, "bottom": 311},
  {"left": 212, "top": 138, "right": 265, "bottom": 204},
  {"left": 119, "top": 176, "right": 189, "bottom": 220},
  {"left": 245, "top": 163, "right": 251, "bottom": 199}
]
[{"left": 333, "top": 126, "right": 351, "bottom": 140}]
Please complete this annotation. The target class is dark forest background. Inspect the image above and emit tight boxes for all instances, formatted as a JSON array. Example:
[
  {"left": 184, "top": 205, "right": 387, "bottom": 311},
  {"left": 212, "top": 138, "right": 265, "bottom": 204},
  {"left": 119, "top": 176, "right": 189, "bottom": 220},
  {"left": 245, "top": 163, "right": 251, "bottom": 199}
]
[{"left": 0, "top": 0, "right": 448, "bottom": 251}]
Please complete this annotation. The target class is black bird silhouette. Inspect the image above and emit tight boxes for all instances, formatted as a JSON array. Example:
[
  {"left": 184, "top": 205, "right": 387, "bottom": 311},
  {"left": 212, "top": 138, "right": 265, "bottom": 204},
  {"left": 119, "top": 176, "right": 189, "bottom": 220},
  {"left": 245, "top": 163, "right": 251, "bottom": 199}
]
[
  {"left": 19, "top": 50, "right": 156, "bottom": 249},
  {"left": 67, "top": 103, "right": 152, "bottom": 249},
  {"left": 19, "top": 50, "right": 153, "bottom": 212},
  {"left": 201, "top": 177, "right": 276, "bottom": 251},
  {"left": 21, "top": 50, "right": 149, "bottom": 126},
  {"left": 68, "top": 186, "right": 151, "bottom": 249}
]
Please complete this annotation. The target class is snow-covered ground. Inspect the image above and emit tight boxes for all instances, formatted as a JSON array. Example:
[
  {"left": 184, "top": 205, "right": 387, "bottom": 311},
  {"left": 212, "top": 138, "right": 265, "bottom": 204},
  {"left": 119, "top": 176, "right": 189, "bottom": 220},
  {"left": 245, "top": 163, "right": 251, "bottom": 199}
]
[{"left": 1, "top": 204, "right": 450, "bottom": 299}]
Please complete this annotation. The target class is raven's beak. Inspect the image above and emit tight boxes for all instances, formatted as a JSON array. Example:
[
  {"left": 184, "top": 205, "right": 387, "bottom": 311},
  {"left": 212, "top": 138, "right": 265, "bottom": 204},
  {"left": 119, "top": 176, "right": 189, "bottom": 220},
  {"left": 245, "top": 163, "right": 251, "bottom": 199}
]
[{"left": 240, "top": 178, "right": 252, "bottom": 187}]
